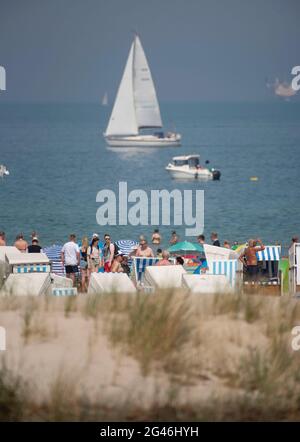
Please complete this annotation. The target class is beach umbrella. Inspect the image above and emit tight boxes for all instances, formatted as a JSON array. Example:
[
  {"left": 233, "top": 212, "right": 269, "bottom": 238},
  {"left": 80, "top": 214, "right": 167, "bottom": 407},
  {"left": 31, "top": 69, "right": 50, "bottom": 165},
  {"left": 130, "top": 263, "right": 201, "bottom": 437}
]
[
  {"left": 115, "top": 239, "right": 138, "bottom": 256},
  {"left": 233, "top": 243, "right": 247, "bottom": 255},
  {"left": 168, "top": 241, "right": 204, "bottom": 255}
]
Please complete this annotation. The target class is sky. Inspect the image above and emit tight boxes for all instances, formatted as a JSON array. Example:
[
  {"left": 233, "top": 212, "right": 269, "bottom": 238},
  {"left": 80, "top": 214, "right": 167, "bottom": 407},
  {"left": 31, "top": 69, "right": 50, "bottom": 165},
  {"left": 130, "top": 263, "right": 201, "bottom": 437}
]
[{"left": 0, "top": 0, "right": 299, "bottom": 102}]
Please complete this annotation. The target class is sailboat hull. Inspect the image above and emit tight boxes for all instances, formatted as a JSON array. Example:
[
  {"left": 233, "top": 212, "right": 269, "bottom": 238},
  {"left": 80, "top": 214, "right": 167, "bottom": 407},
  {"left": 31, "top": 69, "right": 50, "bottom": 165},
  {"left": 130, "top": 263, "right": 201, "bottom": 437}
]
[{"left": 104, "top": 134, "right": 181, "bottom": 147}]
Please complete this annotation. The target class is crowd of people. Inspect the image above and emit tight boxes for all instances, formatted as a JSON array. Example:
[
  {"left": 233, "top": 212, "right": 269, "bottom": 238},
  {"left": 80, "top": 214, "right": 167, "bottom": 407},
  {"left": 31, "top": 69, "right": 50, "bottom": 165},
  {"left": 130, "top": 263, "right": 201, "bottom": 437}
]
[{"left": 1, "top": 229, "right": 299, "bottom": 289}]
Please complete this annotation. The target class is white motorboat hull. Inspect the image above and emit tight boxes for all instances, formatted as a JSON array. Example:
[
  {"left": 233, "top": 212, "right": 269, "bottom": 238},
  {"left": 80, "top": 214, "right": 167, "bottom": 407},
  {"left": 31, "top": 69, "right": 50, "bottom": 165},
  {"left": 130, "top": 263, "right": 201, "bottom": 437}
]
[
  {"left": 0, "top": 165, "right": 9, "bottom": 178},
  {"left": 166, "top": 166, "right": 215, "bottom": 180},
  {"left": 104, "top": 134, "right": 181, "bottom": 147}
]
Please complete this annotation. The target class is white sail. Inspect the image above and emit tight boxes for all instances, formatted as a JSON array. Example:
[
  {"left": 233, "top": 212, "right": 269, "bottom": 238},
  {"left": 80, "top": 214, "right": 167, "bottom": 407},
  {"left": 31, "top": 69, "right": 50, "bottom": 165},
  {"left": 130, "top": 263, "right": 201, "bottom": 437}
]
[
  {"left": 133, "top": 36, "right": 162, "bottom": 129},
  {"left": 105, "top": 35, "right": 162, "bottom": 137},
  {"left": 105, "top": 43, "right": 138, "bottom": 136}
]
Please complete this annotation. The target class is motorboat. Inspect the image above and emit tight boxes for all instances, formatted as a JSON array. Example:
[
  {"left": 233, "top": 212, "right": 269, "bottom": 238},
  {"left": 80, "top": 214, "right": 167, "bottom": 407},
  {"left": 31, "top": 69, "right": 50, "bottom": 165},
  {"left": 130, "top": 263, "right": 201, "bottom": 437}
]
[
  {"left": 104, "top": 34, "right": 181, "bottom": 147},
  {"left": 165, "top": 155, "right": 221, "bottom": 180},
  {"left": 0, "top": 164, "right": 9, "bottom": 178}
]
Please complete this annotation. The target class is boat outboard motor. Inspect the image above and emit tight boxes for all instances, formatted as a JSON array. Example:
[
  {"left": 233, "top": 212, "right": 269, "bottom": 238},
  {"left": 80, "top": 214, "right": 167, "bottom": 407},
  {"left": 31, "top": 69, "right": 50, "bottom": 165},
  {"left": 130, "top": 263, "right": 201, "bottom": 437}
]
[{"left": 212, "top": 169, "right": 221, "bottom": 180}]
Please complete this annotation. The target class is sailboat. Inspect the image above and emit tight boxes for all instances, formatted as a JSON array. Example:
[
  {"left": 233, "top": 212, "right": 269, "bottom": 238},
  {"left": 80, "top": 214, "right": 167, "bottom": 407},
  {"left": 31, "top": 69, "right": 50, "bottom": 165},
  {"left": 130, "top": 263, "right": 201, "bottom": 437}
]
[
  {"left": 104, "top": 35, "right": 181, "bottom": 147},
  {"left": 102, "top": 92, "right": 108, "bottom": 106}
]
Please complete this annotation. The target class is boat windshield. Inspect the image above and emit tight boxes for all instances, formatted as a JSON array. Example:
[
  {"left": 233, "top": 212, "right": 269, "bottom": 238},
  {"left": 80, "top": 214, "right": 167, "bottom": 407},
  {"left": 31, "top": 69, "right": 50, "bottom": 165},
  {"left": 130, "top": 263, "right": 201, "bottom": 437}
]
[
  {"left": 188, "top": 157, "right": 200, "bottom": 167},
  {"left": 173, "top": 159, "right": 188, "bottom": 167}
]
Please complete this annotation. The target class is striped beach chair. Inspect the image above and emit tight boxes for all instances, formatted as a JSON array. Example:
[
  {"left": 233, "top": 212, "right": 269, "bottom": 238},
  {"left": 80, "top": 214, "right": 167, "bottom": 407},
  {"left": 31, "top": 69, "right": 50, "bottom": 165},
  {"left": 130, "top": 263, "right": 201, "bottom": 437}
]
[
  {"left": 42, "top": 245, "right": 81, "bottom": 279},
  {"left": 256, "top": 245, "right": 281, "bottom": 286},
  {"left": 51, "top": 287, "right": 78, "bottom": 296},
  {"left": 208, "top": 259, "right": 242, "bottom": 287},
  {"left": 132, "top": 257, "right": 160, "bottom": 283},
  {"left": 13, "top": 263, "right": 51, "bottom": 274},
  {"left": 256, "top": 246, "right": 281, "bottom": 262},
  {"left": 42, "top": 245, "right": 65, "bottom": 276}
]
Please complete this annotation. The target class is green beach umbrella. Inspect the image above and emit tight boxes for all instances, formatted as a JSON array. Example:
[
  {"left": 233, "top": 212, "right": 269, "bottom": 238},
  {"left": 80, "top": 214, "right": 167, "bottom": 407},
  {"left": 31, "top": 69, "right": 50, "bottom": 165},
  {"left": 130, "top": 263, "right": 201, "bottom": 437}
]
[{"left": 168, "top": 241, "right": 204, "bottom": 255}]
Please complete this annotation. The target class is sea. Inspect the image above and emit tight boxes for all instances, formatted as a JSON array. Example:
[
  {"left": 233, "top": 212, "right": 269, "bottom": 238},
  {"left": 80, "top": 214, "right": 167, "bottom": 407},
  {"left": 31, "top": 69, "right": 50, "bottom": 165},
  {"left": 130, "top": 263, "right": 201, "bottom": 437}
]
[{"left": 0, "top": 101, "right": 300, "bottom": 252}]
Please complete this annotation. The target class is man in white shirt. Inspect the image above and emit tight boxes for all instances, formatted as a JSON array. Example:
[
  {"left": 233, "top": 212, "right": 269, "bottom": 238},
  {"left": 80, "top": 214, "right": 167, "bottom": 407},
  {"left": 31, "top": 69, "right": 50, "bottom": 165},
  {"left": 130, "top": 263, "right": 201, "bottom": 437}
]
[{"left": 61, "top": 234, "right": 80, "bottom": 285}]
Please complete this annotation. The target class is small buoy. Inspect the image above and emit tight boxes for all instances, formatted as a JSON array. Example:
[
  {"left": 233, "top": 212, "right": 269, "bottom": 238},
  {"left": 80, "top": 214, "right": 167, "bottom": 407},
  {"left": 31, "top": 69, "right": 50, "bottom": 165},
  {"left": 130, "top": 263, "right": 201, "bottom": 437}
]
[{"left": 250, "top": 176, "right": 258, "bottom": 181}]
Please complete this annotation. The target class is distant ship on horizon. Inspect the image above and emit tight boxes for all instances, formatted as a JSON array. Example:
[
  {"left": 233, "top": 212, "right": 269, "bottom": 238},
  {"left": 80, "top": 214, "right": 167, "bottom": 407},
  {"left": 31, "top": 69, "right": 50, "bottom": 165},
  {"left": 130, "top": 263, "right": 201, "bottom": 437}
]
[{"left": 266, "top": 77, "right": 297, "bottom": 100}]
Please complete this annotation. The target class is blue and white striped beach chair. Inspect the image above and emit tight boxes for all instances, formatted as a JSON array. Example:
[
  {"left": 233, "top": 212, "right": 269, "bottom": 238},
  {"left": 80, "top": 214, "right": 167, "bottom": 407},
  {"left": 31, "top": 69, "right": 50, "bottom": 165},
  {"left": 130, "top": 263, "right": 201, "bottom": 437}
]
[
  {"left": 208, "top": 259, "right": 241, "bottom": 287},
  {"left": 256, "top": 245, "right": 281, "bottom": 262},
  {"left": 43, "top": 244, "right": 81, "bottom": 278},
  {"left": 256, "top": 245, "right": 281, "bottom": 284},
  {"left": 42, "top": 245, "right": 65, "bottom": 276},
  {"left": 51, "top": 287, "right": 78, "bottom": 296},
  {"left": 133, "top": 257, "right": 160, "bottom": 283},
  {"left": 13, "top": 264, "right": 51, "bottom": 274}
]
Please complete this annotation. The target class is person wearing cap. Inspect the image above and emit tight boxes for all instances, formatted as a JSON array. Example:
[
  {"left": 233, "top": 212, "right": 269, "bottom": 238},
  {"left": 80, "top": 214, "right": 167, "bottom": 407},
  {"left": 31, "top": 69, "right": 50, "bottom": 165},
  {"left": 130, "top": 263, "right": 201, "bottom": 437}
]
[
  {"left": 31, "top": 231, "right": 38, "bottom": 241},
  {"left": 28, "top": 237, "right": 42, "bottom": 253},
  {"left": 111, "top": 252, "right": 124, "bottom": 273}
]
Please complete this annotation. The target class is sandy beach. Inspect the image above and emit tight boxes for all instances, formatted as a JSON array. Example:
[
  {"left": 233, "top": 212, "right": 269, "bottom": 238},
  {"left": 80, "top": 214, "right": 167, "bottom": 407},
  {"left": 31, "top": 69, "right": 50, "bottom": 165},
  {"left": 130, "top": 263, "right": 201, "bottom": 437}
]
[{"left": 1, "top": 290, "right": 300, "bottom": 421}]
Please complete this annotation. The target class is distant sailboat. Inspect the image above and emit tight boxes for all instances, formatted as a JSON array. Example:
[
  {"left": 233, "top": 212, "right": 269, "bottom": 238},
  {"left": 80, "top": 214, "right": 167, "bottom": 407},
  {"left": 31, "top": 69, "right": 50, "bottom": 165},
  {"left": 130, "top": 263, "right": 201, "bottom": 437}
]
[
  {"left": 104, "top": 35, "right": 181, "bottom": 147},
  {"left": 102, "top": 92, "right": 108, "bottom": 106}
]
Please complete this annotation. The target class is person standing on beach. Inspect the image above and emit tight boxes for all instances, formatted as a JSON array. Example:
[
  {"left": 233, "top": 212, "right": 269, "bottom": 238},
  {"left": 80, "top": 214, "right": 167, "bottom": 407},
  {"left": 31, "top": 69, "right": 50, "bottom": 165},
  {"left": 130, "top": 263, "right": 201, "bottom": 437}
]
[
  {"left": 156, "top": 250, "right": 172, "bottom": 266},
  {"left": 28, "top": 237, "right": 42, "bottom": 253},
  {"left": 0, "top": 231, "right": 6, "bottom": 246},
  {"left": 31, "top": 231, "right": 38, "bottom": 242},
  {"left": 61, "top": 234, "right": 80, "bottom": 285},
  {"left": 136, "top": 237, "right": 154, "bottom": 258},
  {"left": 87, "top": 237, "right": 102, "bottom": 274},
  {"left": 239, "top": 238, "right": 265, "bottom": 282},
  {"left": 103, "top": 234, "right": 115, "bottom": 272},
  {"left": 169, "top": 231, "right": 179, "bottom": 245},
  {"left": 197, "top": 234, "right": 205, "bottom": 245},
  {"left": 14, "top": 233, "right": 28, "bottom": 253},
  {"left": 211, "top": 232, "right": 220, "bottom": 247},
  {"left": 80, "top": 236, "right": 89, "bottom": 292},
  {"left": 152, "top": 229, "right": 161, "bottom": 245}
]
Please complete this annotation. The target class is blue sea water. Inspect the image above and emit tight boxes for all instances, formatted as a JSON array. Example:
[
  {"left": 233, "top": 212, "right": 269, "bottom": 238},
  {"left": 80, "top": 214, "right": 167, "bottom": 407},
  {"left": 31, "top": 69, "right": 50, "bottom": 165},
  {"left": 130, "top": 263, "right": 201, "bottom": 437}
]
[{"left": 0, "top": 102, "right": 299, "bottom": 250}]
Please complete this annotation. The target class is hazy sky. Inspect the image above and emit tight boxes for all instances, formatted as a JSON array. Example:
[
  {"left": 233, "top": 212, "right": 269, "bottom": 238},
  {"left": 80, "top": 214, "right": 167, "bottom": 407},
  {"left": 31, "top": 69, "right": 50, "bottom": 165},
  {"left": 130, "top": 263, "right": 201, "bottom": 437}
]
[{"left": 0, "top": 0, "right": 299, "bottom": 102}]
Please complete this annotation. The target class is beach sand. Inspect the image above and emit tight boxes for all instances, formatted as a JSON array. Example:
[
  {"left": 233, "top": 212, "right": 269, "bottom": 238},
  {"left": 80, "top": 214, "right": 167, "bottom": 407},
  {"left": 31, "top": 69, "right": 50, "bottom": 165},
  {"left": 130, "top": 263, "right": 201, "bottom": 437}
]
[{"left": 1, "top": 291, "right": 300, "bottom": 421}]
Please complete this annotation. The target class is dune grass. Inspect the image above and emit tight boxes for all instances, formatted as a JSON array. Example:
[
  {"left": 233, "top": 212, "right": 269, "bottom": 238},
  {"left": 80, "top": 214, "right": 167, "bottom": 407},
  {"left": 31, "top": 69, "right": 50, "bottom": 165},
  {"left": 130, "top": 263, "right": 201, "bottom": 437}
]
[{"left": 1, "top": 289, "right": 300, "bottom": 421}]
